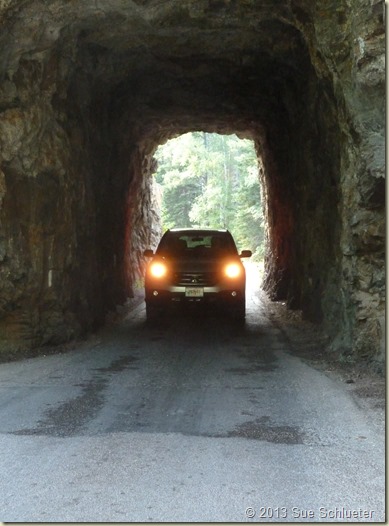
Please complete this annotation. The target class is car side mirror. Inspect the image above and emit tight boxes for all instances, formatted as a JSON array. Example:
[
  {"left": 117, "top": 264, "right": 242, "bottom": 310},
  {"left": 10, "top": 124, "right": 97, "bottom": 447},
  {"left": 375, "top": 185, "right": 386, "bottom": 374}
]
[
  {"left": 240, "top": 250, "right": 252, "bottom": 258},
  {"left": 144, "top": 249, "right": 154, "bottom": 257}
]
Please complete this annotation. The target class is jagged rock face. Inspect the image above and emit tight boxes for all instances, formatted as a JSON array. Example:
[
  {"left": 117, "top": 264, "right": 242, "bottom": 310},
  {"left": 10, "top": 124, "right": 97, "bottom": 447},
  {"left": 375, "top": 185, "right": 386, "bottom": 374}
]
[{"left": 0, "top": 1, "right": 385, "bottom": 366}]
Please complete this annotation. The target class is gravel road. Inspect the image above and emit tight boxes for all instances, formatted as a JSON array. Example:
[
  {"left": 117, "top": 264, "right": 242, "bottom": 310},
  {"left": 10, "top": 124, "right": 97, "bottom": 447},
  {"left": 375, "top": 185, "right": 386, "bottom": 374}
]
[{"left": 0, "top": 267, "right": 385, "bottom": 522}]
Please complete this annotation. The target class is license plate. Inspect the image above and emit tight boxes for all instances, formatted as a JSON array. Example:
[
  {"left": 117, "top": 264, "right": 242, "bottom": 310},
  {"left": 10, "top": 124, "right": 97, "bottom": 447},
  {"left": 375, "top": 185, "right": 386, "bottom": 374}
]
[{"left": 185, "top": 287, "right": 204, "bottom": 297}]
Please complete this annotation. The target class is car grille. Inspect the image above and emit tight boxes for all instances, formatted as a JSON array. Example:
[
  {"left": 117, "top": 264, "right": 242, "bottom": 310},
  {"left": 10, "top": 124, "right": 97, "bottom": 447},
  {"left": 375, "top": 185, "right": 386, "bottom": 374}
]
[{"left": 173, "top": 272, "right": 217, "bottom": 286}]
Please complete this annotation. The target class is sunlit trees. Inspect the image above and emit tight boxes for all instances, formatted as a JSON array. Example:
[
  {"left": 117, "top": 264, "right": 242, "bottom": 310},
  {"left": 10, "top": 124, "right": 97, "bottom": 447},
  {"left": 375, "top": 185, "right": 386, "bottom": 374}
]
[{"left": 154, "top": 132, "right": 264, "bottom": 258}]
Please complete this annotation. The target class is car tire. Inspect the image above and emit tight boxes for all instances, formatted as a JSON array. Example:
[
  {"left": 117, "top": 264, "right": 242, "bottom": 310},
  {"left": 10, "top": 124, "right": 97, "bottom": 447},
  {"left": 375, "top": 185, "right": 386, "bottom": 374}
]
[
  {"left": 231, "top": 299, "right": 245, "bottom": 323},
  {"left": 146, "top": 303, "right": 160, "bottom": 321}
]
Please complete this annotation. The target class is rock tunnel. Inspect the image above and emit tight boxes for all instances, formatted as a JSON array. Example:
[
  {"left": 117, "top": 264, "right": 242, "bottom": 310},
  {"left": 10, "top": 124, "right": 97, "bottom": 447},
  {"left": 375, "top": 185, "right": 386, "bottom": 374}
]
[{"left": 0, "top": 1, "right": 385, "bottom": 367}]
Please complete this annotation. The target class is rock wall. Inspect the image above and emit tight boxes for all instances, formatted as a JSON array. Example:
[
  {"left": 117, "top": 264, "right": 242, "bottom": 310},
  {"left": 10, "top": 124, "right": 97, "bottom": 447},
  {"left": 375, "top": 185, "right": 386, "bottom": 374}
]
[
  {"left": 0, "top": 42, "right": 102, "bottom": 352},
  {"left": 0, "top": 25, "right": 160, "bottom": 353},
  {"left": 259, "top": 0, "right": 385, "bottom": 369},
  {"left": 306, "top": 0, "right": 385, "bottom": 367},
  {"left": 0, "top": 0, "right": 384, "bottom": 367},
  {"left": 337, "top": 2, "right": 385, "bottom": 367}
]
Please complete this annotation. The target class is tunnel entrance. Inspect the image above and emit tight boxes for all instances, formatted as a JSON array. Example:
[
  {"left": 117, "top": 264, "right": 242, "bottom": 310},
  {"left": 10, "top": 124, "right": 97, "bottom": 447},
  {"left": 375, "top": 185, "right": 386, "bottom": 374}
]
[
  {"left": 152, "top": 132, "right": 264, "bottom": 259},
  {"left": 0, "top": 1, "right": 384, "bottom": 367}
]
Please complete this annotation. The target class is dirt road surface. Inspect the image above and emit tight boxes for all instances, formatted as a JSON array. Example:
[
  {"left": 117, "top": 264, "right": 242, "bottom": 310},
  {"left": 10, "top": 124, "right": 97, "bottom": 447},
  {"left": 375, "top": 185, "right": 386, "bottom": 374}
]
[{"left": 0, "top": 265, "right": 385, "bottom": 522}]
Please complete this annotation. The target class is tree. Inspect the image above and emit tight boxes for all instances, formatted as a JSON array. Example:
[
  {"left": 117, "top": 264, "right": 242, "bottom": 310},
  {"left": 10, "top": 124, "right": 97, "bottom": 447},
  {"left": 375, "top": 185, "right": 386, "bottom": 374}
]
[{"left": 153, "top": 132, "right": 264, "bottom": 259}]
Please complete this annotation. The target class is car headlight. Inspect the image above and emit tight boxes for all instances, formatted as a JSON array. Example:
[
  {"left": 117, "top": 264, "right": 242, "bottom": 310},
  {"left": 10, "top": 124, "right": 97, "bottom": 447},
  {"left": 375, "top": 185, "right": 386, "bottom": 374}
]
[
  {"left": 149, "top": 261, "right": 168, "bottom": 278},
  {"left": 224, "top": 263, "right": 242, "bottom": 279}
]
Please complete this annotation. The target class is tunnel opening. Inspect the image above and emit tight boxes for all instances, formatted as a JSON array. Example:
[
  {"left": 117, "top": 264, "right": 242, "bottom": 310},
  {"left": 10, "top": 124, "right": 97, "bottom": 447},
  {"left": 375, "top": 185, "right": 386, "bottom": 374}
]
[
  {"left": 72, "top": 9, "right": 348, "bottom": 338},
  {"left": 111, "top": 70, "right": 343, "bottom": 328},
  {"left": 0, "top": 19, "right": 355, "bottom": 344},
  {"left": 151, "top": 132, "right": 264, "bottom": 258},
  {"left": 0, "top": 1, "right": 384, "bottom": 366}
]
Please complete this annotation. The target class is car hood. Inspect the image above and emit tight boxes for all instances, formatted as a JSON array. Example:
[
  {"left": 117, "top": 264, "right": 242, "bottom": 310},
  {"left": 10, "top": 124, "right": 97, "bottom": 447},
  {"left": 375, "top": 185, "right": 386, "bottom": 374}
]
[{"left": 161, "top": 255, "right": 242, "bottom": 272}]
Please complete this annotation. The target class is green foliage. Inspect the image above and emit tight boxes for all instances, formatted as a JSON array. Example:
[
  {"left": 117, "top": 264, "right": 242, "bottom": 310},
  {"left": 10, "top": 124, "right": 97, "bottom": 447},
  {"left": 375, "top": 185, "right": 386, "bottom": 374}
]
[{"left": 154, "top": 132, "right": 264, "bottom": 259}]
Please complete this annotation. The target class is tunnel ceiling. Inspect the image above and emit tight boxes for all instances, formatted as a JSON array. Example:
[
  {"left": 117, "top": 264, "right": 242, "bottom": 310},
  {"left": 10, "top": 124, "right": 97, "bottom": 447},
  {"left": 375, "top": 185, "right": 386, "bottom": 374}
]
[
  {"left": 2, "top": 1, "right": 309, "bottom": 74},
  {"left": 1, "top": 0, "right": 314, "bottom": 140},
  {"left": 0, "top": 0, "right": 385, "bottom": 368}
]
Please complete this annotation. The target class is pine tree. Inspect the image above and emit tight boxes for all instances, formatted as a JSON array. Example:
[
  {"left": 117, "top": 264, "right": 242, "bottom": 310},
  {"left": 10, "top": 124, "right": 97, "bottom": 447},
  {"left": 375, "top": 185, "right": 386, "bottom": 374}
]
[{"left": 153, "top": 132, "right": 264, "bottom": 259}]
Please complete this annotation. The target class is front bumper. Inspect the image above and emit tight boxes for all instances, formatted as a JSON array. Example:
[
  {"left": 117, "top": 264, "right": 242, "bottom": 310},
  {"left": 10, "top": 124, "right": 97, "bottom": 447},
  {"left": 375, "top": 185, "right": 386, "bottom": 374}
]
[{"left": 145, "top": 286, "right": 245, "bottom": 307}]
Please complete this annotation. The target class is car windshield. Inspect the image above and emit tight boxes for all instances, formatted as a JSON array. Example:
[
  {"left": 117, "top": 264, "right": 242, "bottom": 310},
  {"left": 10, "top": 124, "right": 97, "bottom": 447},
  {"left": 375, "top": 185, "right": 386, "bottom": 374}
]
[{"left": 157, "top": 232, "right": 237, "bottom": 257}]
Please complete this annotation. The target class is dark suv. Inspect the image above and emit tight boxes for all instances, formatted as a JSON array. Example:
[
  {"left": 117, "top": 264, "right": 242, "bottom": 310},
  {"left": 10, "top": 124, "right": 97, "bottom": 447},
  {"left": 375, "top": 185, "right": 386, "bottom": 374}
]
[{"left": 143, "top": 228, "right": 252, "bottom": 320}]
